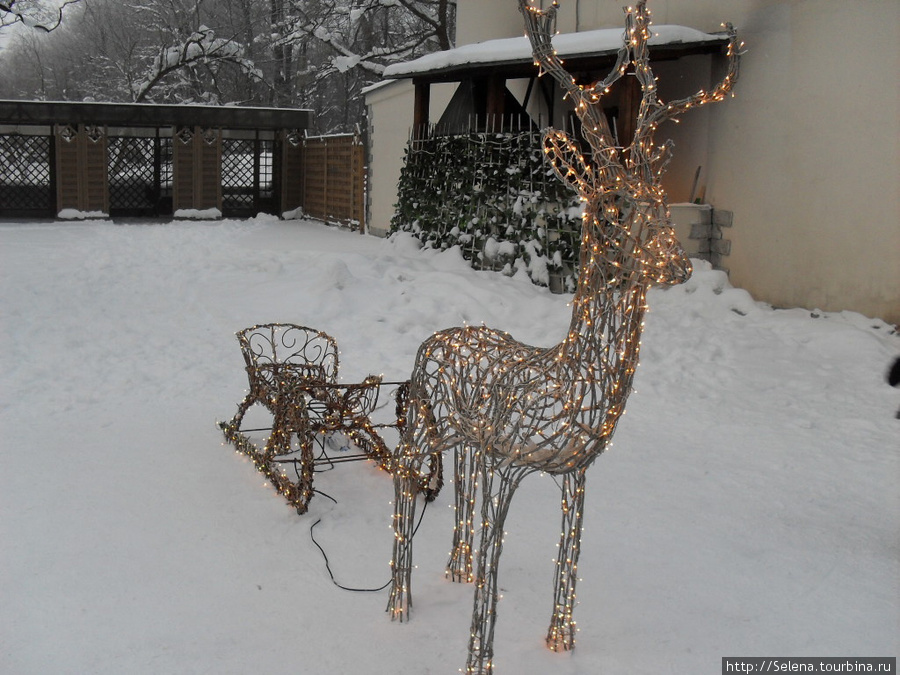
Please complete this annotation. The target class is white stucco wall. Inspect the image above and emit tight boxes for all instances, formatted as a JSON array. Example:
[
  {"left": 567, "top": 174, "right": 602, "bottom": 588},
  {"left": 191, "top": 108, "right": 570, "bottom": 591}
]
[
  {"left": 454, "top": 0, "right": 765, "bottom": 41},
  {"left": 365, "top": 80, "right": 454, "bottom": 237},
  {"left": 455, "top": 1, "right": 523, "bottom": 45},
  {"left": 365, "top": 80, "right": 414, "bottom": 238},
  {"left": 373, "top": 0, "right": 899, "bottom": 323},
  {"left": 700, "top": 0, "right": 899, "bottom": 324}
]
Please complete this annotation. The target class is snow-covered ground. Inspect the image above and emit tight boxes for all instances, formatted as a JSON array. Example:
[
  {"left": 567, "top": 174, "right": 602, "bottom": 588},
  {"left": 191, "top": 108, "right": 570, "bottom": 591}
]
[{"left": 1, "top": 216, "right": 897, "bottom": 674}]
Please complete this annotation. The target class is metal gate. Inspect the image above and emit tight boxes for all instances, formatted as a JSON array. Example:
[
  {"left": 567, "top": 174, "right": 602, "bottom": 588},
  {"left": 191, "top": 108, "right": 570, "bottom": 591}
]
[
  {"left": 0, "top": 132, "right": 54, "bottom": 216},
  {"left": 221, "top": 133, "right": 276, "bottom": 217},
  {"left": 108, "top": 132, "right": 173, "bottom": 217}
]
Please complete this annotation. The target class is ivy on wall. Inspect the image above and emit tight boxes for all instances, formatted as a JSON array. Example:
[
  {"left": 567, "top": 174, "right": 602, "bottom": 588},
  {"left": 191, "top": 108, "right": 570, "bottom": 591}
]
[{"left": 390, "top": 127, "right": 584, "bottom": 293}]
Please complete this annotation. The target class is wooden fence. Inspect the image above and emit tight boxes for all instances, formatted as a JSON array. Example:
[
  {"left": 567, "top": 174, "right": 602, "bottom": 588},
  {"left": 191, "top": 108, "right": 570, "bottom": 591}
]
[
  {"left": 301, "top": 133, "right": 365, "bottom": 232},
  {"left": 0, "top": 127, "right": 366, "bottom": 224},
  {"left": 0, "top": 108, "right": 366, "bottom": 226},
  {"left": 0, "top": 101, "right": 315, "bottom": 219}
]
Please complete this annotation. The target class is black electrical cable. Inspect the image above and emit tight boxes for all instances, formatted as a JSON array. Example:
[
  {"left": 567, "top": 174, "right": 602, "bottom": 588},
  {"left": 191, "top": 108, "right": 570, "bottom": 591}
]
[
  {"left": 308, "top": 491, "right": 429, "bottom": 593},
  {"left": 248, "top": 421, "right": 432, "bottom": 594}
]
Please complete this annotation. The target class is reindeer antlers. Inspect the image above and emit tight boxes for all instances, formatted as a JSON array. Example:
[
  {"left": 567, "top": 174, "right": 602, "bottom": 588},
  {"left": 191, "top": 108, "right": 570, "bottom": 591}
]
[
  {"left": 652, "top": 22, "right": 742, "bottom": 125},
  {"left": 519, "top": 0, "right": 627, "bottom": 153},
  {"left": 520, "top": 0, "right": 742, "bottom": 183}
]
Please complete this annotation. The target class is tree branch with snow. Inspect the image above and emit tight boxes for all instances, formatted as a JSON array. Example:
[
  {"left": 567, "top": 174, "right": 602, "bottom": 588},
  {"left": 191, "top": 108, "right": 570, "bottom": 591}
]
[
  {"left": 132, "top": 25, "right": 261, "bottom": 103},
  {"left": 0, "top": 0, "right": 80, "bottom": 32},
  {"left": 283, "top": 0, "right": 454, "bottom": 80}
]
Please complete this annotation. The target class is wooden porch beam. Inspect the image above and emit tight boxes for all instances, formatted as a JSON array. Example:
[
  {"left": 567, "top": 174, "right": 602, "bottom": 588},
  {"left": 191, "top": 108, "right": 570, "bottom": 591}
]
[{"left": 413, "top": 82, "right": 431, "bottom": 138}]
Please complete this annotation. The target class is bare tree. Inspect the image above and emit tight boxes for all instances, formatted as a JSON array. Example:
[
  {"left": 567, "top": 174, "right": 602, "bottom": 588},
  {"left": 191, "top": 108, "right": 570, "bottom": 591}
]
[
  {"left": 0, "top": 0, "right": 455, "bottom": 131},
  {"left": 285, "top": 0, "right": 453, "bottom": 79},
  {"left": 267, "top": 0, "right": 294, "bottom": 106},
  {"left": 0, "top": 12, "right": 88, "bottom": 99},
  {"left": 1, "top": 0, "right": 267, "bottom": 104},
  {"left": 282, "top": 0, "right": 455, "bottom": 131}
]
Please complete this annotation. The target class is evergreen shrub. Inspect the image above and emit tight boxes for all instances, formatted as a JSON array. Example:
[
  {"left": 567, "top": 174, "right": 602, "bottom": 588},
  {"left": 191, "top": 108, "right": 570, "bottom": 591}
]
[{"left": 390, "top": 128, "right": 583, "bottom": 293}]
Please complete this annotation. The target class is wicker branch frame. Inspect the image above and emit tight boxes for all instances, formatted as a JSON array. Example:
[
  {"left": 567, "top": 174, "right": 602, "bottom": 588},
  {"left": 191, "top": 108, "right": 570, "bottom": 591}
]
[
  {"left": 386, "top": 2, "right": 741, "bottom": 673},
  {"left": 219, "top": 323, "right": 415, "bottom": 514}
]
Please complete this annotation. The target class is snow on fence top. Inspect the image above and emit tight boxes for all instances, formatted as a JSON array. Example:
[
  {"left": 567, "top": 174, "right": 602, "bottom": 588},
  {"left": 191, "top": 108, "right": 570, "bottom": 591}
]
[{"left": 383, "top": 25, "right": 728, "bottom": 79}]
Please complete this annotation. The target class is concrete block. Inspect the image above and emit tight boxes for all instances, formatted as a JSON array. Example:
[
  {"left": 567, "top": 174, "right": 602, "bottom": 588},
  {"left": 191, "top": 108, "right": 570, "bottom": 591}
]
[
  {"left": 690, "top": 222, "right": 712, "bottom": 239},
  {"left": 713, "top": 209, "right": 733, "bottom": 227},
  {"left": 711, "top": 239, "right": 732, "bottom": 255}
]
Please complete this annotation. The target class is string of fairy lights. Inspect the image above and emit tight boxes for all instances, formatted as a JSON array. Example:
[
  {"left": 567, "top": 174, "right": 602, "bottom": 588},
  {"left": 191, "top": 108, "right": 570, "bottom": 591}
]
[{"left": 385, "top": 1, "right": 742, "bottom": 673}]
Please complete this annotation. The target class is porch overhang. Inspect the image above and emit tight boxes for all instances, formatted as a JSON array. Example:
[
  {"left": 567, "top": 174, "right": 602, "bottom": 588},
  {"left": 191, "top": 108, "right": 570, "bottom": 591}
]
[{"left": 382, "top": 25, "right": 731, "bottom": 85}]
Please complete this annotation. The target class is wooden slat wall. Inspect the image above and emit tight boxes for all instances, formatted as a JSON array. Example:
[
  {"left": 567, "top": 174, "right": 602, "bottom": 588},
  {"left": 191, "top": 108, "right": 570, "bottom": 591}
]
[
  {"left": 173, "top": 126, "right": 222, "bottom": 213},
  {"left": 196, "top": 129, "right": 221, "bottom": 211},
  {"left": 281, "top": 133, "right": 303, "bottom": 214},
  {"left": 83, "top": 130, "right": 107, "bottom": 213},
  {"left": 55, "top": 124, "right": 109, "bottom": 214},
  {"left": 300, "top": 134, "right": 365, "bottom": 231},
  {"left": 173, "top": 128, "right": 194, "bottom": 212},
  {"left": 55, "top": 127, "right": 80, "bottom": 211}
]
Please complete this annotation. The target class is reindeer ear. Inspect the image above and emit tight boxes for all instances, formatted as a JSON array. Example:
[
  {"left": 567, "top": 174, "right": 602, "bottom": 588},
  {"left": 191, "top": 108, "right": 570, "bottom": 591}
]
[{"left": 543, "top": 130, "right": 593, "bottom": 197}]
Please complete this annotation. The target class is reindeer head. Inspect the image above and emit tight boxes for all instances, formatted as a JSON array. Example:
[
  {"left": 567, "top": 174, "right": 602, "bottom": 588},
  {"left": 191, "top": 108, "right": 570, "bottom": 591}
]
[
  {"left": 519, "top": 0, "right": 741, "bottom": 288},
  {"left": 543, "top": 125, "right": 692, "bottom": 287}
]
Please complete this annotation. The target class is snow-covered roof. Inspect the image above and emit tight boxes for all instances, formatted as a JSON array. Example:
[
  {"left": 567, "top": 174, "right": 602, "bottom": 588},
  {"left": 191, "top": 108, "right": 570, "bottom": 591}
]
[{"left": 383, "top": 25, "right": 729, "bottom": 80}]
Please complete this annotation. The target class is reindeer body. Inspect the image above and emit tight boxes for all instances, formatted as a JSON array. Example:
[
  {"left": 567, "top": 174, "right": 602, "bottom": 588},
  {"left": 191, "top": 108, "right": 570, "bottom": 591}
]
[
  {"left": 411, "top": 199, "right": 687, "bottom": 474},
  {"left": 387, "top": 2, "right": 740, "bottom": 673}
]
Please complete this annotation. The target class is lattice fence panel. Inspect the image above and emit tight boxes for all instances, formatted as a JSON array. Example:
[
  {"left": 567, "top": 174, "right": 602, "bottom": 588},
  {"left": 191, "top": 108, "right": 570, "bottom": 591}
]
[
  {"left": 222, "top": 138, "right": 255, "bottom": 214},
  {"left": 0, "top": 134, "right": 52, "bottom": 214},
  {"left": 108, "top": 136, "right": 155, "bottom": 214},
  {"left": 159, "top": 136, "right": 173, "bottom": 206},
  {"left": 259, "top": 139, "right": 274, "bottom": 201}
]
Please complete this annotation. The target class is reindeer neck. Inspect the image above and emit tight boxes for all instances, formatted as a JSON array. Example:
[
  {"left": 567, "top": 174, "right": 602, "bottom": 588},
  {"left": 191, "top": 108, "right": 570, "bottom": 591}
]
[{"left": 560, "top": 219, "right": 650, "bottom": 381}]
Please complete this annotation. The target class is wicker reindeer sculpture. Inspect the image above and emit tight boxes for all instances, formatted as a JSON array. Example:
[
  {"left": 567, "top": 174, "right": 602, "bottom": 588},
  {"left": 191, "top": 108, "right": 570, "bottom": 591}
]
[{"left": 387, "top": 2, "right": 740, "bottom": 672}]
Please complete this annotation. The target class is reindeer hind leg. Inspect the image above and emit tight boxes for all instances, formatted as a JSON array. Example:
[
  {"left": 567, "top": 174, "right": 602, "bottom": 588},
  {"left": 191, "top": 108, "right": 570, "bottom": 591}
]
[
  {"left": 387, "top": 393, "right": 436, "bottom": 621},
  {"left": 387, "top": 456, "right": 420, "bottom": 622}
]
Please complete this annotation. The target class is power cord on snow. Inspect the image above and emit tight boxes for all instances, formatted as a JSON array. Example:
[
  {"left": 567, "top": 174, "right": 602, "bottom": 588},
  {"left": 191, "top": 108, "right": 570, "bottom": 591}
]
[{"left": 308, "top": 487, "right": 429, "bottom": 593}]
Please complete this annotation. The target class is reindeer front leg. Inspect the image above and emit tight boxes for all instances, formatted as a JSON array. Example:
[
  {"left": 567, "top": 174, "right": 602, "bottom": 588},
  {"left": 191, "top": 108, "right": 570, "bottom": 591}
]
[
  {"left": 448, "top": 442, "right": 478, "bottom": 582},
  {"left": 387, "top": 390, "right": 438, "bottom": 621},
  {"left": 466, "top": 461, "right": 531, "bottom": 675},
  {"left": 387, "top": 460, "right": 419, "bottom": 621},
  {"left": 546, "top": 467, "right": 587, "bottom": 651}
]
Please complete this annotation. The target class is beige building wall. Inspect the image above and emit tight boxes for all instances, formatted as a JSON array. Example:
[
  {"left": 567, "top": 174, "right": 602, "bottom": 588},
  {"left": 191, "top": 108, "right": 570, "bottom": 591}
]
[
  {"left": 376, "top": 0, "right": 899, "bottom": 323},
  {"left": 455, "top": 1, "right": 523, "bottom": 44},
  {"left": 365, "top": 80, "right": 454, "bottom": 237},
  {"left": 704, "top": 0, "right": 899, "bottom": 325},
  {"left": 365, "top": 80, "right": 413, "bottom": 238}
]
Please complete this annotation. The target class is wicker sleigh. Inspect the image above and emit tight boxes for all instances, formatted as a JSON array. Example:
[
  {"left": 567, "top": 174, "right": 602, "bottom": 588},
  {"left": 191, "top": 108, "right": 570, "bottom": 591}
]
[{"left": 219, "top": 323, "right": 408, "bottom": 514}]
